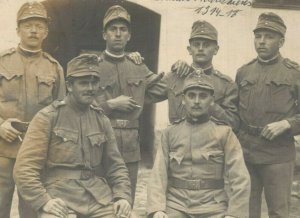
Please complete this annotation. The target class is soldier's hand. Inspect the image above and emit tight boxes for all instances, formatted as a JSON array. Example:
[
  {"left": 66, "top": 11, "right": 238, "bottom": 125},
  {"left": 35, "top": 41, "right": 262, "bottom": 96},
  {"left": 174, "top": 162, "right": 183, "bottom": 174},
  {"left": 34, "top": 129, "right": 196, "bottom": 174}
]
[
  {"left": 127, "top": 52, "right": 144, "bottom": 65},
  {"left": 0, "top": 118, "right": 22, "bottom": 143},
  {"left": 107, "top": 95, "right": 140, "bottom": 112},
  {"left": 113, "top": 199, "right": 131, "bottom": 218},
  {"left": 42, "top": 198, "right": 69, "bottom": 218},
  {"left": 153, "top": 211, "right": 168, "bottom": 218},
  {"left": 261, "top": 120, "right": 291, "bottom": 141},
  {"left": 171, "top": 60, "right": 191, "bottom": 77}
]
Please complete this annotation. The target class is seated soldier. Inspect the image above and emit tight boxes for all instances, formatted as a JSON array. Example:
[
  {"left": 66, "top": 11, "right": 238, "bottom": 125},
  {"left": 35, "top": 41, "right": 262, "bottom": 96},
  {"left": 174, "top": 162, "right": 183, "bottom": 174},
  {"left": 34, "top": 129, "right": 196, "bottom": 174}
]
[
  {"left": 14, "top": 54, "right": 131, "bottom": 218},
  {"left": 147, "top": 72, "right": 250, "bottom": 218}
]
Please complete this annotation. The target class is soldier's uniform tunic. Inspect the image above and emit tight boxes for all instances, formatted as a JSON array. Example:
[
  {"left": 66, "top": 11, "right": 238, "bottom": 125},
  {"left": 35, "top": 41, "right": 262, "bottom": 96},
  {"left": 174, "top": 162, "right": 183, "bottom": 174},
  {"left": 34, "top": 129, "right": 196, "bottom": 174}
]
[
  {"left": 0, "top": 47, "right": 65, "bottom": 218},
  {"left": 236, "top": 55, "right": 300, "bottom": 218},
  {"left": 14, "top": 96, "right": 131, "bottom": 217},
  {"left": 147, "top": 118, "right": 250, "bottom": 218},
  {"left": 95, "top": 52, "right": 166, "bottom": 198}
]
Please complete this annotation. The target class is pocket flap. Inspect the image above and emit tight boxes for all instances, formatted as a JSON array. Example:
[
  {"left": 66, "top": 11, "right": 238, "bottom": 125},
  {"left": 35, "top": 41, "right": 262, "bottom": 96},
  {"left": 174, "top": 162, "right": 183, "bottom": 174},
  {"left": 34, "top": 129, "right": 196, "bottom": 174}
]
[
  {"left": 87, "top": 132, "right": 107, "bottom": 147},
  {"left": 0, "top": 72, "right": 22, "bottom": 80},
  {"left": 239, "top": 79, "right": 255, "bottom": 87},
  {"left": 267, "top": 79, "right": 290, "bottom": 86},
  {"left": 169, "top": 151, "right": 184, "bottom": 165},
  {"left": 100, "top": 79, "right": 115, "bottom": 90},
  {"left": 36, "top": 74, "right": 55, "bottom": 86},
  {"left": 53, "top": 128, "right": 78, "bottom": 143},
  {"left": 127, "top": 78, "right": 143, "bottom": 86}
]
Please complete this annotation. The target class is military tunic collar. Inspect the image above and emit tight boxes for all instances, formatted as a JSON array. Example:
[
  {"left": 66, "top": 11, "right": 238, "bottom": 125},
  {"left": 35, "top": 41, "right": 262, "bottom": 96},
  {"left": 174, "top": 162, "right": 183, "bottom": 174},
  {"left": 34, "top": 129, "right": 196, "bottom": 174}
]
[
  {"left": 104, "top": 50, "right": 125, "bottom": 62},
  {"left": 257, "top": 53, "right": 281, "bottom": 65},
  {"left": 18, "top": 45, "right": 42, "bottom": 57},
  {"left": 191, "top": 64, "right": 214, "bottom": 75},
  {"left": 185, "top": 114, "right": 210, "bottom": 125}
]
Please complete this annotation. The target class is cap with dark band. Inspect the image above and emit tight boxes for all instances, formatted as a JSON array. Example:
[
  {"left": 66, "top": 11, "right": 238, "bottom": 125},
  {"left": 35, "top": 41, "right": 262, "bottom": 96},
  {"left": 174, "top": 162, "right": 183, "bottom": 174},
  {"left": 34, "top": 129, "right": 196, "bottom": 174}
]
[
  {"left": 103, "top": 5, "right": 131, "bottom": 29},
  {"left": 190, "top": 20, "right": 218, "bottom": 42},
  {"left": 67, "top": 54, "right": 101, "bottom": 78},
  {"left": 183, "top": 72, "right": 214, "bottom": 94},
  {"left": 17, "top": 1, "right": 48, "bottom": 23},
  {"left": 254, "top": 12, "right": 286, "bottom": 36}
]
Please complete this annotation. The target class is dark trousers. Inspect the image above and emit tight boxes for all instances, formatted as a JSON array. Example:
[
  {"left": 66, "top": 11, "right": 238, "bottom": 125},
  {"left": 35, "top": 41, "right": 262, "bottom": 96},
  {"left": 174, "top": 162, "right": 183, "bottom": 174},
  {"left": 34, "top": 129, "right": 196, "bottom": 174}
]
[
  {"left": 0, "top": 156, "right": 37, "bottom": 218},
  {"left": 166, "top": 207, "right": 225, "bottom": 218},
  {"left": 125, "top": 161, "right": 139, "bottom": 205},
  {"left": 246, "top": 161, "right": 294, "bottom": 218}
]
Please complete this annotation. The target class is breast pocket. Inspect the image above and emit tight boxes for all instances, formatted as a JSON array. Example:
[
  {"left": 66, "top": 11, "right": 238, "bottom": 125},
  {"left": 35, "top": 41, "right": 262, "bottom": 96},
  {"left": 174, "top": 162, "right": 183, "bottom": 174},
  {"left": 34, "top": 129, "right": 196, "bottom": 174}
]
[
  {"left": 127, "top": 77, "right": 145, "bottom": 103},
  {"left": 238, "top": 79, "right": 255, "bottom": 110},
  {"left": 201, "top": 150, "right": 224, "bottom": 178},
  {"left": 87, "top": 132, "right": 107, "bottom": 167},
  {"left": 50, "top": 129, "right": 79, "bottom": 164},
  {"left": 0, "top": 72, "right": 22, "bottom": 101},
  {"left": 266, "top": 79, "right": 293, "bottom": 114},
  {"left": 100, "top": 79, "right": 117, "bottom": 97},
  {"left": 36, "top": 73, "right": 55, "bottom": 105}
]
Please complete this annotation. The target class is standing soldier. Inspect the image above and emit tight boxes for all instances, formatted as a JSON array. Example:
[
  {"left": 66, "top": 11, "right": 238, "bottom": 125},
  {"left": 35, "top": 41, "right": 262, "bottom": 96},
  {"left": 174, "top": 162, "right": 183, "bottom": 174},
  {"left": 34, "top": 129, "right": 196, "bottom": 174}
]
[
  {"left": 167, "top": 20, "right": 239, "bottom": 131},
  {"left": 236, "top": 12, "right": 300, "bottom": 218},
  {"left": 148, "top": 73, "right": 250, "bottom": 218},
  {"left": 0, "top": 2, "right": 65, "bottom": 218},
  {"left": 14, "top": 54, "right": 132, "bottom": 218},
  {"left": 94, "top": 5, "right": 167, "bottom": 201}
]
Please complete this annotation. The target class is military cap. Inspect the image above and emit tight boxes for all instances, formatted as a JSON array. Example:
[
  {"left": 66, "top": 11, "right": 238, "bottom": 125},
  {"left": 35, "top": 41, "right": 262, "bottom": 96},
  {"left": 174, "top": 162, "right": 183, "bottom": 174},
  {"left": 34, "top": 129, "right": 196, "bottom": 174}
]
[
  {"left": 183, "top": 72, "right": 214, "bottom": 94},
  {"left": 103, "top": 5, "right": 131, "bottom": 29},
  {"left": 190, "top": 20, "right": 218, "bottom": 42},
  {"left": 67, "top": 54, "right": 101, "bottom": 78},
  {"left": 254, "top": 12, "right": 286, "bottom": 36},
  {"left": 17, "top": 1, "right": 48, "bottom": 23}
]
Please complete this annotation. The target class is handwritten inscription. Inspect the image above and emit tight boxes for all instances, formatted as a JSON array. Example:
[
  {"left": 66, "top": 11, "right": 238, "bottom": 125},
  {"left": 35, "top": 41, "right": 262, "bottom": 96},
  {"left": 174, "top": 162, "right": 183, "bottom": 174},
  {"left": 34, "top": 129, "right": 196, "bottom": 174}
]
[{"left": 194, "top": 5, "right": 243, "bottom": 17}]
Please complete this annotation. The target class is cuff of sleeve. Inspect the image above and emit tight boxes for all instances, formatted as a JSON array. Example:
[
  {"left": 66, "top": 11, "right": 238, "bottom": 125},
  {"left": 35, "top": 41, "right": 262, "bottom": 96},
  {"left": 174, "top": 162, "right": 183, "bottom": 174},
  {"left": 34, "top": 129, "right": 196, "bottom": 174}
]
[
  {"left": 0, "top": 117, "right": 5, "bottom": 126},
  {"left": 113, "top": 193, "right": 132, "bottom": 207},
  {"left": 286, "top": 118, "right": 300, "bottom": 135},
  {"left": 32, "top": 193, "right": 52, "bottom": 211}
]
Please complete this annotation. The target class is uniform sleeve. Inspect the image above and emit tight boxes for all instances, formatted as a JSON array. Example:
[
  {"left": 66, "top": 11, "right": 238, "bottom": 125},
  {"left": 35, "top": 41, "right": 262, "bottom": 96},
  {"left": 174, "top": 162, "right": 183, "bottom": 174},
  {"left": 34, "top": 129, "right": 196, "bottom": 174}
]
[
  {"left": 147, "top": 129, "right": 169, "bottom": 215},
  {"left": 53, "top": 63, "right": 66, "bottom": 101},
  {"left": 224, "top": 129, "right": 250, "bottom": 218},
  {"left": 285, "top": 71, "right": 300, "bottom": 135},
  {"left": 13, "top": 110, "right": 53, "bottom": 211},
  {"left": 102, "top": 116, "right": 132, "bottom": 205},
  {"left": 210, "top": 81, "right": 240, "bottom": 132},
  {"left": 144, "top": 66, "right": 168, "bottom": 104}
]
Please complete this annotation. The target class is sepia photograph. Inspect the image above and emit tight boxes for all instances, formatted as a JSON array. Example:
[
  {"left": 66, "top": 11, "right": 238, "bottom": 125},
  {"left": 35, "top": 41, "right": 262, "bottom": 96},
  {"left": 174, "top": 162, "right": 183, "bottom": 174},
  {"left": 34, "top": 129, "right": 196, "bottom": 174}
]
[{"left": 0, "top": 0, "right": 300, "bottom": 217}]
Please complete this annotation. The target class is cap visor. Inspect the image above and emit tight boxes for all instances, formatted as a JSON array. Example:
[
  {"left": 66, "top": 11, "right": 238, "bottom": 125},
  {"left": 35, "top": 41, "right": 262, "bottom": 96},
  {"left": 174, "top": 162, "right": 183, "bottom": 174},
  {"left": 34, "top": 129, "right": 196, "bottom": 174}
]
[
  {"left": 68, "top": 71, "right": 100, "bottom": 78},
  {"left": 183, "top": 84, "right": 214, "bottom": 93},
  {"left": 189, "top": 35, "right": 217, "bottom": 41}
]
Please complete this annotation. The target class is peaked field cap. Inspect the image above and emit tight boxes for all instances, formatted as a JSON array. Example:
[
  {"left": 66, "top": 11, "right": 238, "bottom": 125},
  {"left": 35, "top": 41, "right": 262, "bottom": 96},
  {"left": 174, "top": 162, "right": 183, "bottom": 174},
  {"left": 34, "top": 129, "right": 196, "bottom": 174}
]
[
  {"left": 254, "top": 12, "right": 286, "bottom": 36},
  {"left": 103, "top": 5, "right": 131, "bottom": 29},
  {"left": 67, "top": 54, "right": 101, "bottom": 78},
  {"left": 17, "top": 1, "right": 48, "bottom": 23},
  {"left": 190, "top": 20, "right": 218, "bottom": 41},
  {"left": 183, "top": 72, "right": 214, "bottom": 94}
]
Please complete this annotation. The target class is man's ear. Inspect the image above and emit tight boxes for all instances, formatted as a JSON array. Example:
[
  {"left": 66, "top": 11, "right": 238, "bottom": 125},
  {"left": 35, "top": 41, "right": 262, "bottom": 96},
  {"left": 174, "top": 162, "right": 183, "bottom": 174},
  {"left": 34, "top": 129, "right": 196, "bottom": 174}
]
[
  {"left": 66, "top": 81, "right": 72, "bottom": 93},
  {"left": 103, "top": 32, "right": 107, "bottom": 41},
  {"left": 213, "top": 44, "right": 219, "bottom": 55},
  {"left": 279, "top": 37, "right": 285, "bottom": 49},
  {"left": 127, "top": 32, "right": 131, "bottom": 42},
  {"left": 187, "top": 46, "right": 192, "bottom": 56},
  {"left": 182, "top": 94, "right": 186, "bottom": 105}
]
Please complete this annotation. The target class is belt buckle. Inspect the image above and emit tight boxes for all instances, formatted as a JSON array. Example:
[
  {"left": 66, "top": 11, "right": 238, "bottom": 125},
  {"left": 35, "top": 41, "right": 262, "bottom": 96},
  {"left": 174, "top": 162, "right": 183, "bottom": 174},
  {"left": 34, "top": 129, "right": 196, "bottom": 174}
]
[
  {"left": 81, "top": 170, "right": 93, "bottom": 180},
  {"left": 188, "top": 180, "right": 201, "bottom": 190},
  {"left": 116, "top": 119, "right": 128, "bottom": 128}
]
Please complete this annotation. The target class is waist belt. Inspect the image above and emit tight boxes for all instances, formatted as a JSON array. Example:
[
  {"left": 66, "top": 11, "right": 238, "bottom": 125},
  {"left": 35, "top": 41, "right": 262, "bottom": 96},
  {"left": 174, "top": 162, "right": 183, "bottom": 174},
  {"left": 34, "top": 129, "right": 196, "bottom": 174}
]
[
  {"left": 241, "top": 123, "right": 263, "bottom": 136},
  {"left": 168, "top": 177, "right": 224, "bottom": 190},
  {"left": 46, "top": 168, "right": 95, "bottom": 182},
  {"left": 110, "top": 119, "right": 139, "bottom": 129}
]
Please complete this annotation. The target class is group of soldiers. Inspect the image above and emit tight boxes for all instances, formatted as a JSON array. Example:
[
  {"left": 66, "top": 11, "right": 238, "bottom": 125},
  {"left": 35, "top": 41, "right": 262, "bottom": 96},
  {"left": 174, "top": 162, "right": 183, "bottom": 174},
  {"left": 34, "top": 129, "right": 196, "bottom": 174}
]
[{"left": 0, "top": 1, "right": 299, "bottom": 218}]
